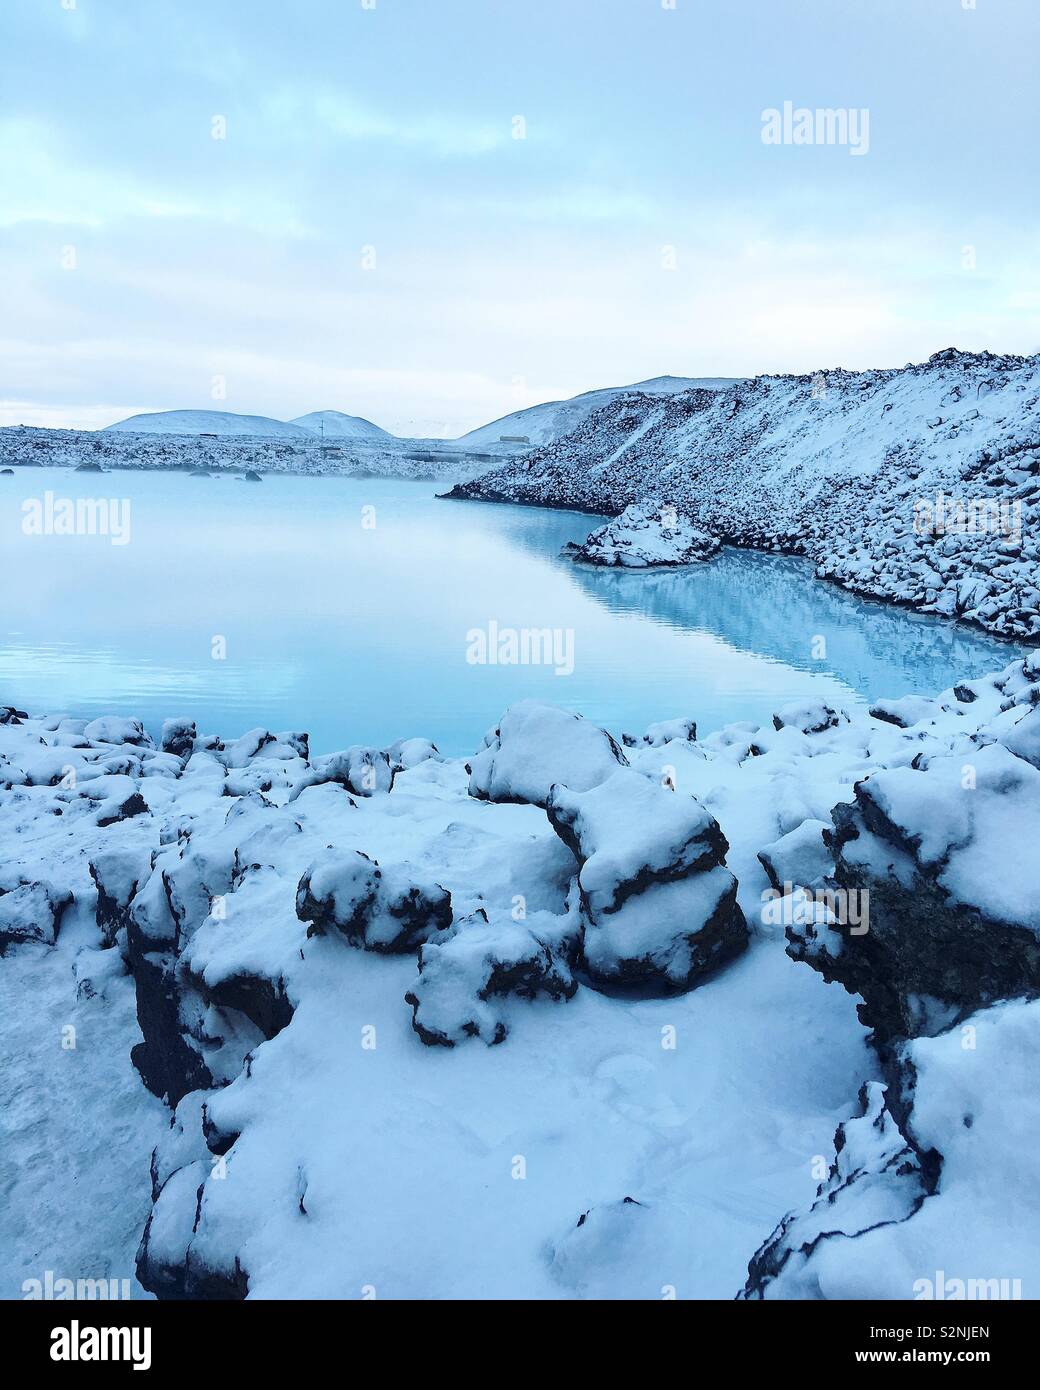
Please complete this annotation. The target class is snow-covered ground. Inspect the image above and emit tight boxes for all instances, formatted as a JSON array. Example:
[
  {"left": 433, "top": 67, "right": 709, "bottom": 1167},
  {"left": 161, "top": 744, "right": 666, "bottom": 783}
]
[
  {"left": 450, "top": 349, "right": 1040, "bottom": 643},
  {"left": 3, "top": 645, "right": 1038, "bottom": 1299},
  {"left": 0, "top": 897, "right": 166, "bottom": 1300}
]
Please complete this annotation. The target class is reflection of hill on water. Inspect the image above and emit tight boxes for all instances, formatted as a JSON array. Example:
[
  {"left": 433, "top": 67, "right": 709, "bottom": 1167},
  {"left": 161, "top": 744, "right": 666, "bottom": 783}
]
[{"left": 567, "top": 549, "right": 1025, "bottom": 698}]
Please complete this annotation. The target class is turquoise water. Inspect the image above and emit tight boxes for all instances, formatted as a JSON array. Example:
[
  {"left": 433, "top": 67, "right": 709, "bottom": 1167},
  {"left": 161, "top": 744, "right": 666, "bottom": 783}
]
[{"left": 0, "top": 468, "right": 1025, "bottom": 755}]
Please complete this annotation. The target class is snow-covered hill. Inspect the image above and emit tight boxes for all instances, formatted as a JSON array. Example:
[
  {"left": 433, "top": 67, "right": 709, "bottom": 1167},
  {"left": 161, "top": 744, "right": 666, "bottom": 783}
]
[
  {"left": 456, "top": 376, "right": 740, "bottom": 449},
  {"left": 106, "top": 410, "right": 312, "bottom": 439},
  {"left": 290, "top": 410, "right": 393, "bottom": 441},
  {"left": 449, "top": 349, "right": 1040, "bottom": 642}
]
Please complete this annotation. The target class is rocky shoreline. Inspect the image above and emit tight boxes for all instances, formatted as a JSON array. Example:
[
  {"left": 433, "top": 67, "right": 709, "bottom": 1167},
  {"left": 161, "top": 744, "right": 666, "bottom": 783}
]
[
  {"left": 4, "top": 645, "right": 1039, "bottom": 1297},
  {"left": 447, "top": 350, "right": 1040, "bottom": 644}
]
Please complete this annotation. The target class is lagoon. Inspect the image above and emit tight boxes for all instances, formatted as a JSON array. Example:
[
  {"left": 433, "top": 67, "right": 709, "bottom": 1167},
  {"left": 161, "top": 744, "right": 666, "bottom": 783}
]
[{"left": 0, "top": 468, "right": 1024, "bottom": 755}]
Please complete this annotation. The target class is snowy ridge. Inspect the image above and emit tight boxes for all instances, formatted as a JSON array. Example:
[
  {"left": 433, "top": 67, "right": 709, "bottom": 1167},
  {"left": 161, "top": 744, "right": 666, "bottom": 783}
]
[
  {"left": 456, "top": 375, "right": 740, "bottom": 448},
  {"left": 448, "top": 349, "right": 1040, "bottom": 641},
  {"left": 4, "top": 648, "right": 1040, "bottom": 1298}
]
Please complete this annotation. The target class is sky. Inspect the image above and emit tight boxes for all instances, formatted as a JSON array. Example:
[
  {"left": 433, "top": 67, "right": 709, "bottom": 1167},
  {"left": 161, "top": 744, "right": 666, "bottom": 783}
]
[{"left": 1, "top": 0, "right": 1038, "bottom": 437}]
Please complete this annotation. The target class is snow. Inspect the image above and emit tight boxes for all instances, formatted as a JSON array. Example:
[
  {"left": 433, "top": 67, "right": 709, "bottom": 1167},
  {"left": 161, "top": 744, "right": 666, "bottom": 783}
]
[{"left": 0, "top": 916, "right": 166, "bottom": 1300}]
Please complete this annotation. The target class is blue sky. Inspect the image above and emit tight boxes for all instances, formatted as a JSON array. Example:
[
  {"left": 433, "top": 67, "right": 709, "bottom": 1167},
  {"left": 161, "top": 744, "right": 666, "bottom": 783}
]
[{"left": 2, "top": 0, "right": 1037, "bottom": 435}]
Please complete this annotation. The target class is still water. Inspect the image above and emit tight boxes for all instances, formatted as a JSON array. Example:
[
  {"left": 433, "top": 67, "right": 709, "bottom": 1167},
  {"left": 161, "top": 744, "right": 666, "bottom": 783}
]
[{"left": 0, "top": 468, "right": 1024, "bottom": 754}]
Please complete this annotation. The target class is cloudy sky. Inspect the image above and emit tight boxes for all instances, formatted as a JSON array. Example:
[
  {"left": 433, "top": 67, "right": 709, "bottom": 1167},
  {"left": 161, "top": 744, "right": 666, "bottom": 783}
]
[{"left": 2, "top": 0, "right": 1037, "bottom": 435}]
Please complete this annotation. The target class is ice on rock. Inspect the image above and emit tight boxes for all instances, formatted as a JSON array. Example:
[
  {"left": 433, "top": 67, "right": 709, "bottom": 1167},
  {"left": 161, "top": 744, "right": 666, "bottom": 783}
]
[
  {"left": 466, "top": 701, "right": 627, "bottom": 808},
  {"left": 564, "top": 500, "right": 720, "bottom": 568},
  {"left": 404, "top": 909, "right": 578, "bottom": 1047},
  {"left": 296, "top": 849, "right": 452, "bottom": 953},
  {"left": 546, "top": 769, "right": 747, "bottom": 990}
]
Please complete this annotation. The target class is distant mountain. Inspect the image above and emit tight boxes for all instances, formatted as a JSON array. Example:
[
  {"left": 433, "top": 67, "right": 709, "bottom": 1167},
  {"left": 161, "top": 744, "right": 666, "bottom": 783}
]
[
  {"left": 290, "top": 410, "right": 392, "bottom": 441},
  {"left": 106, "top": 410, "right": 311, "bottom": 439},
  {"left": 456, "top": 376, "right": 741, "bottom": 449}
]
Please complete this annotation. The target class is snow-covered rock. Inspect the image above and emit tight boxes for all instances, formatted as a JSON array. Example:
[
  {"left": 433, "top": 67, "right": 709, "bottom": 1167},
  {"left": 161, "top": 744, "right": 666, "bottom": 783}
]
[
  {"left": 622, "top": 716, "right": 698, "bottom": 749},
  {"left": 757, "top": 818, "right": 833, "bottom": 894},
  {"left": 741, "top": 1080, "right": 931, "bottom": 1298},
  {"left": 466, "top": 701, "right": 627, "bottom": 807},
  {"left": 789, "top": 726, "right": 1040, "bottom": 1045},
  {"left": 547, "top": 769, "right": 747, "bottom": 990},
  {"left": 404, "top": 910, "right": 578, "bottom": 1047},
  {"left": 0, "top": 874, "right": 73, "bottom": 948},
  {"left": 564, "top": 500, "right": 720, "bottom": 568},
  {"left": 456, "top": 376, "right": 737, "bottom": 449},
  {"left": 295, "top": 850, "right": 452, "bottom": 953}
]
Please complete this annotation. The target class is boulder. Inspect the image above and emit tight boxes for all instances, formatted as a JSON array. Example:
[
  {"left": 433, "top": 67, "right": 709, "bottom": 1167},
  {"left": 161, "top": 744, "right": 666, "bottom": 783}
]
[
  {"left": 296, "top": 850, "right": 452, "bottom": 953},
  {"left": 467, "top": 702, "right": 627, "bottom": 808},
  {"left": 405, "top": 911, "right": 577, "bottom": 1046},
  {"left": 565, "top": 500, "right": 720, "bottom": 568},
  {"left": 546, "top": 769, "right": 747, "bottom": 991}
]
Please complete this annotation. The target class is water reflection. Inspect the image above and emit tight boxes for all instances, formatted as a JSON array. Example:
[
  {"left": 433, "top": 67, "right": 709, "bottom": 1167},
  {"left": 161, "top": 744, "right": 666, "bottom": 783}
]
[{"left": 566, "top": 549, "right": 1024, "bottom": 699}]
